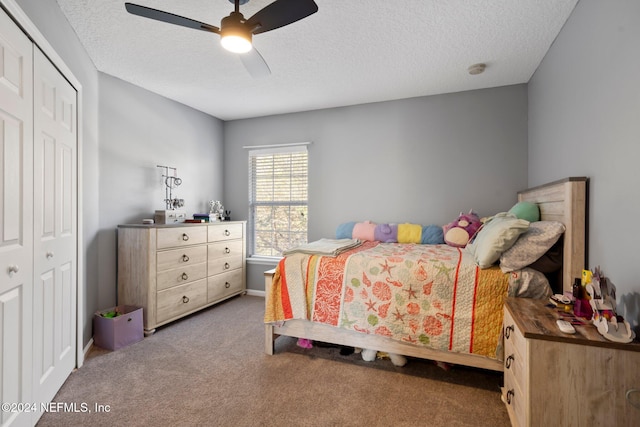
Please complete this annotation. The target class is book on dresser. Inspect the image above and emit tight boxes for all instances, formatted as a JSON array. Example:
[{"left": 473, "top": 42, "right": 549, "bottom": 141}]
[{"left": 117, "top": 221, "right": 246, "bottom": 335}]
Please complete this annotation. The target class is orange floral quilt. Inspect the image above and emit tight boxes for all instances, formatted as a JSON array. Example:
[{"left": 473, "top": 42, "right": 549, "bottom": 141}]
[{"left": 265, "top": 242, "right": 510, "bottom": 359}]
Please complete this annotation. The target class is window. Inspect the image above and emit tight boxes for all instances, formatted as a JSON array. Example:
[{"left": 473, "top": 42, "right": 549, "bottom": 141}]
[{"left": 248, "top": 145, "right": 308, "bottom": 257}]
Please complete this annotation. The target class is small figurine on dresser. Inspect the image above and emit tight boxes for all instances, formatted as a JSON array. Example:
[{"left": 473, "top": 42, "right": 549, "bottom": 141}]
[
  {"left": 209, "top": 200, "right": 225, "bottom": 222},
  {"left": 582, "top": 267, "right": 635, "bottom": 343}
]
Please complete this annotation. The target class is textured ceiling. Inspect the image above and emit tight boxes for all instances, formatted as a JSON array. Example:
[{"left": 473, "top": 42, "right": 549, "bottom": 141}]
[{"left": 55, "top": 0, "right": 578, "bottom": 120}]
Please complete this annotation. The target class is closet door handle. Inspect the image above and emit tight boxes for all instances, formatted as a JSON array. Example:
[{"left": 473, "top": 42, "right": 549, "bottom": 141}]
[
  {"left": 182, "top": 254, "right": 189, "bottom": 262},
  {"left": 7, "top": 265, "right": 20, "bottom": 276},
  {"left": 182, "top": 233, "right": 189, "bottom": 241},
  {"left": 46, "top": 251, "right": 54, "bottom": 259}
]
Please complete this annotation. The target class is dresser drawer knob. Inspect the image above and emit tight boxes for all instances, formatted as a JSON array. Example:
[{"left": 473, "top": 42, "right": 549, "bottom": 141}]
[
  {"left": 225, "top": 282, "right": 231, "bottom": 289},
  {"left": 182, "top": 295, "right": 189, "bottom": 303},
  {"left": 182, "top": 233, "right": 189, "bottom": 241},
  {"left": 505, "top": 325, "right": 514, "bottom": 339},
  {"left": 224, "top": 262, "right": 230, "bottom": 270},
  {"left": 182, "top": 254, "right": 190, "bottom": 262},
  {"left": 225, "top": 247, "right": 230, "bottom": 254},
  {"left": 224, "top": 230, "right": 230, "bottom": 236},
  {"left": 506, "top": 389, "right": 514, "bottom": 405},
  {"left": 181, "top": 272, "right": 189, "bottom": 281},
  {"left": 505, "top": 354, "right": 514, "bottom": 369}
]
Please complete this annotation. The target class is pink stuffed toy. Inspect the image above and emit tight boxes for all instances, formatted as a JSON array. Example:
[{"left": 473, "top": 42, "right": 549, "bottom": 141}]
[
  {"left": 297, "top": 338, "right": 313, "bottom": 349},
  {"left": 443, "top": 210, "right": 482, "bottom": 248}
]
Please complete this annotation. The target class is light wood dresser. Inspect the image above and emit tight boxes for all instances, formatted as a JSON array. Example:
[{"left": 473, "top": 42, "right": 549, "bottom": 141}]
[
  {"left": 117, "top": 221, "right": 246, "bottom": 335},
  {"left": 502, "top": 297, "right": 640, "bottom": 427}
]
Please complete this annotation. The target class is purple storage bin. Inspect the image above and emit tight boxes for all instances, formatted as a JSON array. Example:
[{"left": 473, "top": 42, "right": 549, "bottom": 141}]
[{"left": 93, "top": 305, "right": 143, "bottom": 350}]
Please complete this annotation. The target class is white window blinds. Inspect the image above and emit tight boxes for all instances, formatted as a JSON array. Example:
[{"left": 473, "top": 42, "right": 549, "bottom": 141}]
[{"left": 248, "top": 145, "right": 308, "bottom": 257}]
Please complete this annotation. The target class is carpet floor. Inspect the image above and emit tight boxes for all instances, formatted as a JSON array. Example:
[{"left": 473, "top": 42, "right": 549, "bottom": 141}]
[{"left": 37, "top": 295, "right": 510, "bottom": 427}]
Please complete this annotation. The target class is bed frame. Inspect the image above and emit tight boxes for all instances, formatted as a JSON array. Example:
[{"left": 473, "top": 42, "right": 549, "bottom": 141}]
[{"left": 264, "top": 177, "right": 588, "bottom": 371}]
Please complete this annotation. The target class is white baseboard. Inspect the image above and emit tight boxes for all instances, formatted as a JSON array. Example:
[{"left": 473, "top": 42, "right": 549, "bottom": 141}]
[
  {"left": 75, "top": 338, "right": 93, "bottom": 369},
  {"left": 84, "top": 338, "right": 94, "bottom": 358},
  {"left": 246, "top": 289, "right": 265, "bottom": 298}
]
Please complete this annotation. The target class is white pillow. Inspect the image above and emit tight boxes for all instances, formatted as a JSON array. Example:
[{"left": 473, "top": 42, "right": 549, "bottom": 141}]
[{"left": 467, "top": 213, "right": 529, "bottom": 268}]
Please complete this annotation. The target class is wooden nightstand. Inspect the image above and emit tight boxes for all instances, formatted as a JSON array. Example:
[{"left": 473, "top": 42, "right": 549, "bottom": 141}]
[{"left": 502, "top": 297, "right": 640, "bottom": 427}]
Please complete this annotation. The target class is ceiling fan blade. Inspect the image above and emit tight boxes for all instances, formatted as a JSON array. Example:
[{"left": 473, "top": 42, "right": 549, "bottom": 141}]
[
  {"left": 125, "top": 3, "right": 220, "bottom": 34},
  {"left": 246, "top": 0, "right": 318, "bottom": 35},
  {"left": 240, "top": 48, "right": 271, "bottom": 79}
]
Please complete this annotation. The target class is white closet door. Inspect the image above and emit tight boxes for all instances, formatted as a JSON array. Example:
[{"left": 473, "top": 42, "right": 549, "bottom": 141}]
[
  {"left": 0, "top": 7, "right": 34, "bottom": 427},
  {"left": 0, "top": 9, "right": 33, "bottom": 426},
  {"left": 31, "top": 46, "right": 77, "bottom": 414}
]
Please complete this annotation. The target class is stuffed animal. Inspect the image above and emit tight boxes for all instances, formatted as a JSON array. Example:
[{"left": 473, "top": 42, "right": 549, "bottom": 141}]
[
  {"left": 352, "top": 220, "right": 377, "bottom": 241},
  {"left": 359, "top": 348, "right": 407, "bottom": 367},
  {"left": 397, "top": 223, "right": 422, "bottom": 243},
  {"left": 374, "top": 223, "right": 398, "bottom": 243},
  {"left": 336, "top": 221, "right": 356, "bottom": 239},
  {"left": 443, "top": 210, "right": 482, "bottom": 248},
  {"left": 421, "top": 224, "right": 445, "bottom": 244}
]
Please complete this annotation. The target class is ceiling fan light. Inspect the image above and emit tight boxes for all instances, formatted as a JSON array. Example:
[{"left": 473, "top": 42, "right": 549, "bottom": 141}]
[
  {"left": 220, "top": 13, "right": 253, "bottom": 54},
  {"left": 221, "top": 34, "right": 252, "bottom": 53}
]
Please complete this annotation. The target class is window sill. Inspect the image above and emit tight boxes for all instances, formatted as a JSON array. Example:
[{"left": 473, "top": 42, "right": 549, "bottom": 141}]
[{"left": 247, "top": 256, "right": 282, "bottom": 266}]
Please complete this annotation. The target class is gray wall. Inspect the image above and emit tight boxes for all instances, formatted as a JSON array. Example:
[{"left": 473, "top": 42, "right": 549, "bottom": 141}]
[
  {"left": 528, "top": 0, "right": 640, "bottom": 328},
  {"left": 98, "top": 74, "right": 225, "bottom": 311},
  {"left": 23, "top": 0, "right": 635, "bottom": 344},
  {"left": 13, "top": 1, "right": 225, "bottom": 345},
  {"left": 224, "top": 86, "right": 529, "bottom": 290}
]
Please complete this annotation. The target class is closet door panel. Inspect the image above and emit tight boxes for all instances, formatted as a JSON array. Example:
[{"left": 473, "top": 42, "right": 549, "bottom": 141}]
[
  {"left": 0, "top": 7, "right": 33, "bottom": 427},
  {"left": 32, "top": 46, "right": 77, "bottom": 413}
]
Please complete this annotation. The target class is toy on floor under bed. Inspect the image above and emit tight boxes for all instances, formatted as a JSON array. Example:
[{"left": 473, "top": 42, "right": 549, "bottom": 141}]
[
  {"left": 296, "top": 338, "right": 354, "bottom": 356},
  {"left": 296, "top": 338, "right": 407, "bottom": 366},
  {"left": 357, "top": 348, "right": 407, "bottom": 367},
  {"left": 296, "top": 338, "right": 453, "bottom": 369},
  {"left": 356, "top": 348, "right": 450, "bottom": 370}
]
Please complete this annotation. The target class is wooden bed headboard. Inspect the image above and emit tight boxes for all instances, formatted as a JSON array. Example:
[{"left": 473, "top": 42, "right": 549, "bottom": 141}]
[{"left": 517, "top": 177, "right": 588, "bottom": 294}]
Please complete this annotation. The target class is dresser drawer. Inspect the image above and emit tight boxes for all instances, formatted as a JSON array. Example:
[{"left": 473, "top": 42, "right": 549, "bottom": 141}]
[
  {"left": 208, "top": 239, "right": 243, "bottom": 259},
  {"left": 157, "top": 245, "right": 207, "bottom": 272},
  {"left": 156, "top": 279, "right": 207, "bottom": 323},
  {"left": 208, "top": 223, "right": 243, "bottom": 242},
  {"left": 207, "top": 269, "right": 244, "bottom": 303},
  {"left": 504, "top": 308, "right": 526, "bottom": 362},
  {"left": 157, "top": 226, "right": 207, "bottom": 249},
  {"left": 209, "top": 255, "right": 243, "bottom": 276},
  {"left": 156, "top": 262, "right": 207, "bottom": 291},
  {"left": 503, "top": 370, "right": 526, "bottom": 427},
  {"left": 504, "top": 345, "right": 527, "bottom": 405}
]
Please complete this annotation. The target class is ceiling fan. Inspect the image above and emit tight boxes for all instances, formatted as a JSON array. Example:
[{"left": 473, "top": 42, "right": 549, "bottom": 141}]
[{"left": 124, "top": 0, "right": 318, "bottom": 78}]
